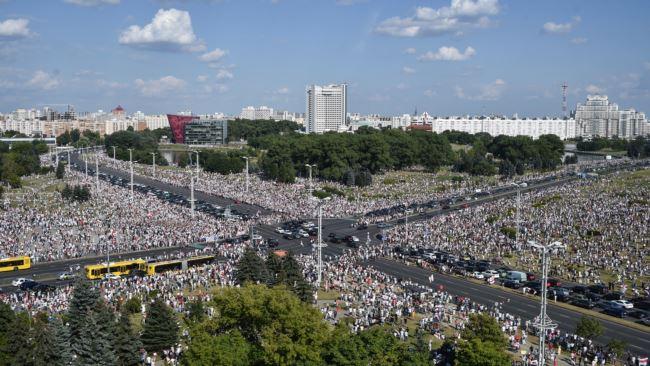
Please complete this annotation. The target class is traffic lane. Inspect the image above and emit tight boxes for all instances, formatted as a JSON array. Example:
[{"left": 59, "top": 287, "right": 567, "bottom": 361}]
[
  {"left": 0, "top": 245, "right": 193, "bottom": 284},
  {"left": 372, "top": 258, "right": 650, "bottom": 352},
  {"left": 70, "top": 153, "right": 269, "bottom": 216}
]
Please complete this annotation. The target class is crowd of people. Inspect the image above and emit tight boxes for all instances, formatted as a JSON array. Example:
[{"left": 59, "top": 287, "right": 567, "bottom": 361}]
[
  {"left": 0, "top": 170, "right": 251, "bottom": 262},
  {"left": 378, "top": 165, "right": 649, "bottom": 294}
]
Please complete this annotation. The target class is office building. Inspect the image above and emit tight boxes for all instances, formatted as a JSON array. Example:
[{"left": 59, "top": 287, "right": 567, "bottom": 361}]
[
  {"left": 306, "top": 83, "right": 347, "bottom": 133},
  {"left": 575, "top": 95, "right": 647, "bottom": 139},
  {"left": 184, "top": 119, "right": 228, "bottom": 145},
  {"left": 240, "top": 106, "right": 274, "bottom": 120},
  {"left": 425, "top": 115, "right": 576, "bottom": 140}
]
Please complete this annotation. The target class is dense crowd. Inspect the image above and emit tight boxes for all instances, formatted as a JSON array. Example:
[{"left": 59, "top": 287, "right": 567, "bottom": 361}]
[
  {"left": 0, "top": 170, "right": 250, "bottom": 262},
  {"left": 380, "top": 165, "right": 650, "bottom": 293}
]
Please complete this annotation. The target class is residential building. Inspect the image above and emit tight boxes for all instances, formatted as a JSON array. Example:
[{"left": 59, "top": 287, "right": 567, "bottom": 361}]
[
  {"left": 306, "top": 83, "right": 347, "bottom": 133},
  {"left": 144, "top": 114, "right": 169, "bottom": 130},
  {"left": 575, "top": 95, "right": 647, "bottom": 139},
  {"left": 239, "top": 106, "right": 274, "bottom": 120},
  {"left": 184, "top": 119, "right": 228, "bottom": 145}
]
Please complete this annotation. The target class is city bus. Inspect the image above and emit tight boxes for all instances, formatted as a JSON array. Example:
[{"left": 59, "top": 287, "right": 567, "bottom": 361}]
[
  {"left": 84, "top": 259, "right": 146, "bottom": 280},
  {"left": 0, "top": 256, "right": 31, "bottom": 272},
  {"left": 144, "top": 255, "right": 215, "bottom": 276}
]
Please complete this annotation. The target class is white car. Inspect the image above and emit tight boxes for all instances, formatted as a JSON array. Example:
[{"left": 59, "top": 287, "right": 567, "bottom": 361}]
[
  {"left": 58, "top": 272, "right": 76, "bottom": 280},
  {"left": 104, "top": 273, "right": 121, "bottom": 280},
  {"left": 472, "top": 272, "right": 485, "bottom": 279},
  {"left": 12, "top": 278, "right": 29, "bottom": 287},
  {"left": 275, "top": 227, "right": 289, "bottom": 235},
  {"left": 298, "top": 230, "right": 309, "bottom": 238},
  {"left": 252, "top": 234, "right": 263, "bottom": 241},
  {"left": 612, "top": 300, "right": 634, "bottom": 309},
  {"left": 483, "top": 270, "right": 500, "bottom": 279}
]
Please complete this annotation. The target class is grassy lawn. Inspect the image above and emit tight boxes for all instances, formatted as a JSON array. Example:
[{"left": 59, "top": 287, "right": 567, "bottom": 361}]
[{"left": 317, "top": 290, "right": 341, "bottom": 301}]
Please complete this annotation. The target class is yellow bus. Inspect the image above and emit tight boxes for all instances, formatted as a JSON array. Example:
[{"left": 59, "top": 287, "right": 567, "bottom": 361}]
[
  {"left": 145, "top": 255, "right": 215, "bottom": 276},
  {"left": 85, "top": 259, "right": 146, "bottom": 280},
  {"left": 0, "top": 256, "right": 31, "bottom": 272}
]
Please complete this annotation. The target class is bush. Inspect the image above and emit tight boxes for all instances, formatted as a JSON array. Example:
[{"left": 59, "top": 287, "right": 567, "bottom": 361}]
[
  {"left": 123, "top": 297, "right": 142, "bottom": 315},
  {"left": 500, "top": 226, "right": 516, "bottom": 240}
]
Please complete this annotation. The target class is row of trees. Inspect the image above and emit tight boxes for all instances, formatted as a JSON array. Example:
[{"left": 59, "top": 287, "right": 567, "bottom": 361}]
[
  {"left": 253, "top": 127, "right": 565, "bottom": 184},
  {"left": 60, "top": 184, "right": 91, "bottom": 202},
  {"left": 103, "top": 129, "right": 169, "bottom": 166},
  {"left": 575, "top": 136, "right": 650, "bottom": 159},
  {"left": 0, "top": 141, "right": 49, "bottom": 188},
  {"left": 228, "top": 119, "right": 302, "bottom": 142},
  {"left": 0, "top": 278, "right": 177, "bottom": 366},
  {"left": 56, "top": 128, "right": 102, "bottom": 148}
]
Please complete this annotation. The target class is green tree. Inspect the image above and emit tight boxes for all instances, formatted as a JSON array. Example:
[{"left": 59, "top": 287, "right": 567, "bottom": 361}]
[
  {"left": 32, "top": 314, "right": 64, "bottom": 366},
  {"left": 322, "top": 323, "right": 369, "bottom": 366},
  {"left": 115, "top": 309, "right": 142, "bottom": 366},
  {"left": 455, "top": 338, "right": 511, "bottom": 366},
  {"left": 0, "top": 303, "right": 15, "bottom": 365},
  {"left": 141, "top": 299, "right": 179, "bottom": 353},
  {"left": 186, "top": 299, "right": 205, "bottom": 323},
  {"left": 55, "top": 161, "right": 65, "bottom": 179},
  {"left": 182, "top": 329, "right": 252, "bottom": 366},
  {"left": 50, "top": 318, "right": 73, "bottom": 366},
  {"left": 606, "top": 339, "right": 627, "bottom": 363},
  {"left": 575, "top": 316, "right": 603, "bottom": 341},
  {"left": 8, "top": 312, "right": 33, "bottom": 366},
  {"left": 235, "top": 249, "right": 269, "bottom": 285},
  {"left": 67, "top": 279, "right": 100, "bottom": 341}
]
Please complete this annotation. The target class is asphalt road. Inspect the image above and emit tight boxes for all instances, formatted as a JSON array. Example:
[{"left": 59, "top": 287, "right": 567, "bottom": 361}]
[
  {"left": 371, "top": 258, "right": 650, "bottom": 353},
  {"left": 69, "top": 152, "right": 271, "bottom": 216}
]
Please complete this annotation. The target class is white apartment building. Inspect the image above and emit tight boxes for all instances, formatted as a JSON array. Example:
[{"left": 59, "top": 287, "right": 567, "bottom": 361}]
[
  {"left": 306, "top": 84, "right": 347, "bottom": 133},
  {"left": 420, "top": 115, "right": 577, "bottom": 140},
  {"left": 575, "top": 95, "right": 646, "bottom": 139},
  {"left": 144, "top": 114, "right": 169, "bottom": 130},
  {"left": 240, "top": 106, "right": 274, "bottom": 120}
]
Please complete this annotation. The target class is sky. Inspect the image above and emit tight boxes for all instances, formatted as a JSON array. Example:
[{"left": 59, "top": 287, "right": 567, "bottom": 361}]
[{"left": 0, "top": 0, "right": 649, "bottom": 116}]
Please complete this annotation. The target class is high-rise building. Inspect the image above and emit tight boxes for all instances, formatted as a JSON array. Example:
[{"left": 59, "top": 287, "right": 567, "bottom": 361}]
[
  {"left": 239, "top": 106, "right": 274, "bottom": 120},
  {"left": 184, "top": 119, "right": 228, "bottom": 145},
  {"left": 575, "top": 95, "right": 646, "bottom": 139},
  {"left": 306, "top": 83, "right": 347, "bottom": 133}
]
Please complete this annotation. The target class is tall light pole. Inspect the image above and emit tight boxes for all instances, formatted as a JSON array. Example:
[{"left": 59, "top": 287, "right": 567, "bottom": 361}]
[
  {"left": 192, "top": 150, "right": 200, "bottom": 176},
  {"left": 95, "top": 153, "right": 100, "bottom": 193},
  {"left": 150, "top": 152, "right": 157, "bottom": 178},
  {"left": 305, "top": 164, "right": 315, "bottom": 195},
  {"left": 190, "top": 175, "right": 195, "bottom": 217},
  {"left": 111, "top": 146, "right": 116, "bottom": 160},
  {"left": 315, "top": 197, "right": 331, "bottom": 286},
  {"left": 128, "top": 148, "right": 134, "bottom": 199},
  {"left": 528, "top": 240, "right": 565, "bottom": 366},
  {"left": 242, "top": 157, "right": 250, "bottom": 193},
  {"left": 67, "top": 150, "right": 71, "bottom": 172},
  {"left": 514, "top": 182, "right": 527, "bottom": 250},
  {"left": 84, "top": 154, "right": 88, "bottom": 176}
]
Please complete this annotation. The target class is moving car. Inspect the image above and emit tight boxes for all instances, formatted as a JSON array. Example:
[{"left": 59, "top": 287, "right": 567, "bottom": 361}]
[
  {"left": 612, "top": 300, "right": 634, "bottom": 309},
  {"left": 603, "top": 306, "right": 626, "bottom": 318},
  {"left": 104, "top": 273, "right": 121, "bottom": 280},
  {"left": 12, "top": 278, "right": 29, "bottom": 287},
  {"left": 58, "top": 272, "right": 76, "bottom": 280}
]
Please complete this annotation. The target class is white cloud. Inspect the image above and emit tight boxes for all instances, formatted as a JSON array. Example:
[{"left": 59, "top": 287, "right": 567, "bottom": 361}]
[
  {"left": 424, "top": 89, "right": 437, "bottom": 97},
  {"left": 64, "top": 0, "right": 120, "bottom": 6},
  {"left": 402, "top": 66, "right": 416, "bottom": 74},
  {"left": 404, "top": 47, "right": 417, "bottom": 54},
  {"left": 585, "top": 84, "right": 604, "bottom": 94},
  {"left": 375, "top": 0, "right": 499, "bottom": 37},
  {"left": 96, "top": 79, "right": 127, "bottom": 89},
  {"left": 134, "top": 75, "right": 185, "bottom": 96},
  {"left": 28, "top": 70, "right": 59, "bottom": 90},
  {"left": 215, "top": 69, "right": 233, "bottom": 80},
  {"left": 336, "top": 0, "right": 368, "bottom": 5},
  {"left": 275, "top": 87, "right": 290, "bottom": 95},
  {"left": 196, "top": 75, "right": 208, "bottom": 82},
  {"left": 570, "top": 37, "right": 587, "bottom": 44},
  {"left": 543, "top": 16, "right": 580, "bottom": 34},
  {"left": 199, "top": 48, "right": 227, "bottom": 62},
  {"left": 119, "top": 8, "right": 205, "bottom": 52},
  {"left": 203, "top": 84, "right": 228, "bottom": 94},
  {"left": 0, "top": 18, "right": 32, "bottom": 38},
  {"left": 418, "top": 46, "right": 475, "bottom": 61},
  {"left": 455, "top": 78, "right": 505, "bottom": 101},
  {"left": 643, "top": 61, "right": 650, "bottom": 70}
]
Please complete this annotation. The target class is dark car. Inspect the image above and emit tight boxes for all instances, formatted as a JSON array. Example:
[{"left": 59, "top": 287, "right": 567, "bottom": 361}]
[
  {"left": 547, "top": 278, "right": 561, "bottom": 288},
  {"left": 267, "top": 239, "right": 279, "bottom": 248},
  {"left": 632, "top": 299, "right": 650, "bottom": 311},
  {"left": 571, "top": 298, "right": 595, "bottom": 309},
  {"left": 603, "top": 292, "right": 625, "bottom": 301},
  {"left": 588, "top": 284, "right": 609, "bottom": 295},
  {"left": 503, "top": 280, "right": 522, "bottom": 289},
  {"left": 357, "top": 223, "right": 368, "bottom": 230},
  {"left": 329, "top": 236, "right": 343, "bottom": 244},
  {"left": 283, "top": 233, "right": 295, "bottom": 240},
  {"left": 571, "top": 285, "right": 589, "bottom": 294},
  {"left": 627, "top": 310, "right": 649, "bottom": 320},
  {"left": 603, "top": 306, "right": 627, "bottom": 318},
  {"left": 19, "top": 280, "right": 38, "bottom": 291},
  {"left": 548, "top": 287, "right": 571, "bottom": 302},
  {"left": 526, "top": 273, "right": 536, "bottom": 281},
  {"left": 585, "top": 292, "right": 602, "bottom": 302}
]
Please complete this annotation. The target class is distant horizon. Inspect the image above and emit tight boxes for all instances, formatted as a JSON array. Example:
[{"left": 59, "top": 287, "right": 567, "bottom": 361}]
[{"left": 0, "top": 0, "right": 648, "bottom": 116}]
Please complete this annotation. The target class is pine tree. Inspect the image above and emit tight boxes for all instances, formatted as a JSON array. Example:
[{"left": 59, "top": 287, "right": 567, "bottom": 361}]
[
  {"left": 55, "top": 161, "right": 65, "bottom": 179},
  {"left": 9, "top": 312, "right": 33, "bottom": 366},
  {"left": 265, "top": 252, "right": 286, "bottom": 286},
  {"left": 0, "top": 302, "right": 16, "bottom": 365},
  {"left": 72, "top": 315, "right": 94, "bottom": 366},
  {"left": 115, "top": 309, "right": 142, "bottom": 366},
  {"left": 141, "top": 299, "right": 179, "bottom": 353},
  {"left": 50, "top": 318, "right": 73, "bottom": 366},
  {"left": 32, "top": 314, "right": 61, "bottom": 366},
  {"left": 93, "top": 300, "right": 118, "bottom": 366},
  {"left": 282, "top": 253, "right": 313, "bottom": 302},
  {"left": 235, "top": 249, "right": 268, "bottom": 285},
  {"left": 67, "top": 279, "right": 100, "bottom": 340}
]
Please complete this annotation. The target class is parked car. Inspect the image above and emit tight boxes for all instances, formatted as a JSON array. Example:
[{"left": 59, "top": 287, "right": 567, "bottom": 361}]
[
  {"left": 588, "top": 284, "right": 609, "bottom": 295},
  {"left": 19, "top": 280, "right": 38, "bottom": 291},
  {"left": 356, "top": 223, "right": 368, "bottom": 230},
  {"left": 12, "top": 278, "right": 30, "bottom": 287},
  {"left": 503, "top": 280, "right": 522, "bottom": 289},
  {"left": 266, "top": 239, "right": 279, "bottom": 248},
  {"left": 571, "top": 298, "right": 595, "bottom": 309},
  {"left": 548, "top": 287, "right": 571, "bottom": 302},
  {"left": 472, "top": 271, "right": 485, "bottom": 279},
  {"left": 603, "top": 292, "right": 625, "bottom": 301},
  {"left": 612, "top": 300, "right": 634, "bottom": 309},
  {"left": 603, "top": 306, "right": 627, "bottom": 318}
]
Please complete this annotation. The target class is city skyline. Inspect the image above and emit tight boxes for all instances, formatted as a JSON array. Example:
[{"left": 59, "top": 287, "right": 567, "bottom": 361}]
[{"left": 0, "top": 0, "right": 649, "bottom": 116}]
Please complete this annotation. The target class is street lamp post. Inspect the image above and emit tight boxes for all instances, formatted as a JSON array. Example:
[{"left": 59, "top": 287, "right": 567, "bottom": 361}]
[
  {"left": 315, "top": 197, "right": 331, "bottom": 286},
  {"left": 95, "top": 154, "right": 100, "bottom": 193},
  {"left": 305, "top": 164, "right": 315, "bottom": 195},
  {"left": 84, "top": 154, "right": 88, "bottom": 176},
  {"left": 528, "top": 240, "right": 565, "bottom": 366},
  {"left": 150, "top": 152, "right": 157, "bottom": 178},
  {"left": 192, "top": 150, "right": 200, "bottom": 176},
  {"left": 67, "top": 150, "right": 71, "bottom": 172},
  {"left": 242, "top": 157, "right": 250, "bottom": 193},
  {"left": 111, "top": 146, "right": 116, "bottom": 160},
  {"left": 128, "top": 148, "right": 134, "bottom": 199},
  {"left": 190, "top": 175, "right": 195, "bottom": 217},
  {"left": 514, "top": 183, "right": 527, "bottom": 250}
]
